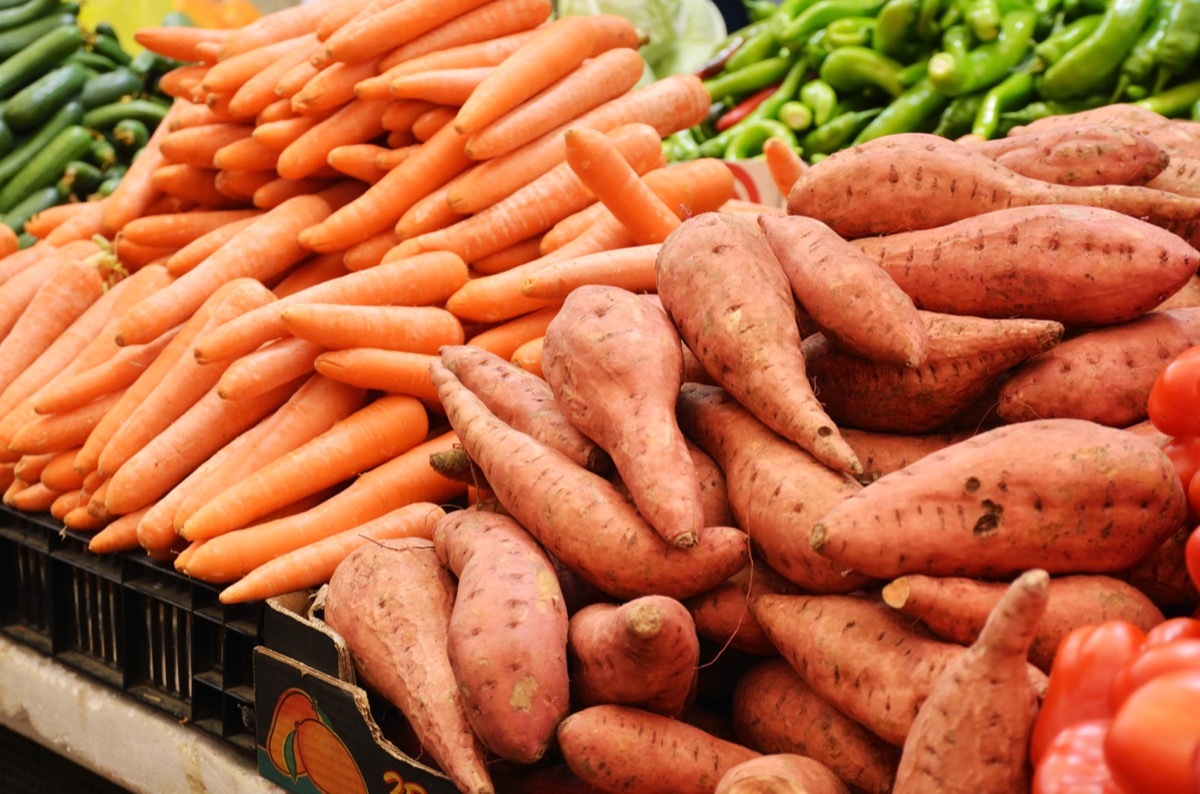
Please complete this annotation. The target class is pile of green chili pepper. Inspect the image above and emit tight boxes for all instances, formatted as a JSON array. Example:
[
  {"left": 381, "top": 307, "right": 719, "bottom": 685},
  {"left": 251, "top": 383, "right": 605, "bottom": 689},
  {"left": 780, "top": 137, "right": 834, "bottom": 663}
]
[{"left": 668, "top": 0, "right": 1200, "bottom": 162}]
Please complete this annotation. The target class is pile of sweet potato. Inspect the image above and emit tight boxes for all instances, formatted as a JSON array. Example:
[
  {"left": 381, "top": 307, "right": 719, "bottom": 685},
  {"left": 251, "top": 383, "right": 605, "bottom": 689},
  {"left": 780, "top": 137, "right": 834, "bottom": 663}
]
[{"left": 320, "top": 105, "right": 1200, "bottom": 794}]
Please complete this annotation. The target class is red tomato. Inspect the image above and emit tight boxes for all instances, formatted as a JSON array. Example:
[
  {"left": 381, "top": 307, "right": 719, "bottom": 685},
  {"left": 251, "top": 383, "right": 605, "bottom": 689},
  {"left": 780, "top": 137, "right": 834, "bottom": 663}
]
[
  {"left": 1034, "top": 720, "right": 1126, "bottom": 794},
  {"left": 1148, "top": 345, "right": 1200, "bottom": 438},
  {"left": 1110, "top": 640, "right": 1200, "bottom": 710},
  {"left": 1105, "top": 670, "right": 1200, "bottom": 794}
]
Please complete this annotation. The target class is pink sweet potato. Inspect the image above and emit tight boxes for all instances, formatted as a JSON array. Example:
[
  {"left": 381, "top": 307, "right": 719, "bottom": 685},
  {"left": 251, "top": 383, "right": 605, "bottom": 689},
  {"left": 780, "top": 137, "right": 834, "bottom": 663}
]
[
  {"left": 801, "top": 312, "right": 1063, "bottom": 433},
  {"left": 757, "top": 213, "right": 928, "bottom": 367},
  {"left": 963, "top": 123, "right": 1169, "bottom": 186},
  {"left": 324, "top": 537, "right": 492, "bottom": 794},
  {"left": 716, "top": 754, "right": 850, "bottom": 794},
  {"left": 851, "top": 205, "right": 1199, "bottom": 328},
  {"left": 431, "top": 507, "right": 570, "bottom": 763},
  {"left": 786, "top": 133, "right": 1200, "bottom": 248},
  {"left": 840, "top": 427, "right": 975, "bottom": 483},
  {"left": 811, "top": 419, "right": 1188, "bottom": 580},
  {"left": 676, "top": 383, "right": 872, "bottom": 593},
  {"left": 568, "top": 595, "right": 700, "bottom": 717},
  {"left": 731, "top": 658, "right": 900, "bottom": 793},
  {"left": 656, "top": 212, "right": 861, "bottom": 475},
  {"left": 1156, "top": 274, "right": 1200, "bottom": 311},
  {"left": 542, "top": 284, "right": 704, "bottom": 548},
  {"left": 893, "top": 570, "right": 1050, "bottom": 794},
  {"left": 558, "top": 704, "right": 761, "bottom": 794},
  {"left": 1007, "top": 104, "right": 1200, "bottom": 158},
  {"left": 882, "top": 573, "right": 1165, "bottom": 671},
  {"left": 684, "top": 562, "right": 802, "bottom": 655},
  {"left": 997, "top": 307, "right": 1200, "bottom": 426},
  {"left": 1145, "top": 155, "right": 1200, "bottom": 197},
  {"left": 430, "top": 360, "right": 750, "bottom": 600}
]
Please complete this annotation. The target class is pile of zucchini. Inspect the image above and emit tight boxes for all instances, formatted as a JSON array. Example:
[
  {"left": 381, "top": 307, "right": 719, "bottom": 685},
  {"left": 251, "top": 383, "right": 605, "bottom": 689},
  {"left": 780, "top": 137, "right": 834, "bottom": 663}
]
[{"left": 0, "top": 0, "right": 182, "bottom": 242}]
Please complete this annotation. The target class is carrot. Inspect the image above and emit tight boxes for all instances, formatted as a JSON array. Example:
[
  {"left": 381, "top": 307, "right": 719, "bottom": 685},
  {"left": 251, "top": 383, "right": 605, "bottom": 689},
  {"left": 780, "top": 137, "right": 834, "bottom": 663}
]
[
  {"left": 447, "top": 73, "right": 712, "bottom": 214},
  {"left": 342, "top": 229, "right": 400, "bottom": 270},
  {"left": 410, "top": 106, "right": 456, "bottom": 142},
  {"left": 465, "top": 304, "right": 560, "bottom": 363},
  {"left": 218, "top": 0, "right": 342, "bottom": 58},
  {"left": 213, "top": 136, "right": 281, "bottom": 172},
  {"left": 167, "top": 102, "right": 230, "bottom": 132},
  {"left": 8, "top": 389, "right": 125, "bottom": 456},
  {"left": 150, "top": 164, "right": 233, "bottom": 208},
  {"left": 378, "top": 0, "right": 550, "bottom": 74},
  {"left": 215, "top": 337, "right": 324, "bottom": 401},
  {"left": 24, "top": 204, "right": 89, "bottom": 240},
  {"left": 214, "top": 169, "right": 275, "bottom": 201},
  {"left": 164, "top": 214, "right": 260, "bottom": 276},
  {"left": 322, "top": 0, "right": 497, "bottom": 65},
  {"left": 111, "top": 237, "right": 177, "bottom": 271},
  {"left": 273, "top": 58, "right": 321, "bottom": 100},
  {"left": 292, "top": 59, "right": 380, "bottom": 115},
  {"left": 472, "top": 236, "right": 544, "bottom": 275},
  {"left": 39, "top": 448, "right": 86, "bottom": 492},
  {"left": 538, "top": 203, "right": 606, "bottom": 254},
  {"left": 763, "top": 136, "right": 806, "bottom": 196},
  {"left": 509, "top": 337, "right": 542, "bottom": 376},
  {"left": 119, "top": 209, "right": 263, "bottom": 249},
  {"left": 385, "top": 66, "right": 491, "bottom": 107},
  {"left": 380, "top": 99, "right": 437, "bottom": 133},
  {"left": 251, "top": 114, "right": 324, "bottom": 151},
  {"left": 135, "top": 26, "right": 230, "bottom": 62},
  {"left": 0, "top": 247, "right": 75, "bottom": 339},
  {"left": 281, "top": 304, "right": 465, "bottom": 353},
  {"left": 520, "top": 243, "right": 659, "bottom": 299},
  {"left": 315, "top": 0, "right": 374, "bottom": 40},
  {"left": 0, "top": 244, "right": 49, "bottom": 284},
  {"left": 313, "top": 349, "right": 438, "bottom": 401},
  {"left": 431, "top": 359, "right": 747, "bottom": 598},
  {"left": 253, "top": 177, "right": 338, "bottom": 210},
  {"left": 195, "top": 250, "right": 468, "bottom": 363},
  {"left": 49, "top": 488, "right": 82, "bottom": 520},
  {"left": 219, "top": 501, "right": 444, "bottom": 604},
  {"left": 43, "top": 200, "right": 108, "bottom": 246},
  {"left": 326, "top": 144, "right": 390, "bottom": 184},
  {"left": 391, "top": 175, "right": 470, "bottom": 239},
  {"left": 373, "top": 29, "right": 537, "bottom": 86},
  {"left": 182, "top": 430, "right": 463, "bottom": 582},
  {"left": 8, "top": 481, "right": 61, "bottom": 512},
  {"left": 13, "top": 452, "right": 54, "bottom": 484},
  {"left": 103, "top": 102, "right": 183, "bottom": 235},
  {"left": 115, "top": 188, "right": 350, "bottom": 346},
  {"left": 271, "top": 252, "right": 350, "bottom": 299},
  {"left": 228, "top": 36, "right": 323, "bottom": 120},
  {"left": 299, "top": 122, "right": 473, "bottom": 252},
  {"left": 204, "top": 35, "right": 314, "bottom": 95},
  {"left": 158, "top": 64, "right": 209, "bottom": 99},
  {"left": 32, "top": 330, "right": 178, "bottom": 416},
  {"left": 277, "top": 98, "right": 390, "bottom": 180},
  {"left": 87, "top": 508, "right": 149, "bottom": 553},
  {"left": 466, "top": 47, "right": 645, "bottom": 161}
]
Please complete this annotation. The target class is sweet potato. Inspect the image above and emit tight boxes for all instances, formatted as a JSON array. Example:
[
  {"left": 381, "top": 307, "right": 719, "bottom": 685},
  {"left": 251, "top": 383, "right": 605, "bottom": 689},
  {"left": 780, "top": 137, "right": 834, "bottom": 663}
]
[
  {"left": 882, "top": 573, "right": 1165, "bottom": 671},
  {"left": 731, "top": 658, "right": 900, "bottom": 793},
  {"left": 963, "top": 123, "right": 1169, "bottom": 186},
  {"left": 542, "top": 285, "right": 704, "bottom": 548},
  {"left": 893, "top": 570, "right": 1050, "bottom": 793},
  {"left": 676, "top": 383, "right": 871, "bottom": 593},
  {"left": 323, "top": 537, "right": 492, "bottom": 794},
  {"left": 750, "top": 592, "right": 1048, "bottom": 746},
  {"left": 568, "top": 595, "right": 700, "bottom": 717},
  {"left": 851, "top": 205, "right": 1199, "bottom": 328},
  {"left": 1145, "top": 156, "right": 1200, "bottom": 197},
  {"left": 801, "top": 312, "right": 1063, "bottom": 433},
  {"left": 840, "top": 427, "right": 975, "bottom": 483},
  {"left": 430, "top": 360, "right": 750, "bottom": 600},
  {"left": 998, "top": 307, "right": 1200, "bottom": 426},
  {"left": 716, "top": 754, "right": 850, "bottom": 794},
  {"left": 656, "top": 212, "right": 861, "bottom": 475},
  {"left": 431, "top": 508, "right": 569, "bottom": 764},
  {"left": 1007, "top": 104, "right": 1200, "bottom": 158},
  {"left": 685, "top": 562, "right": 803, "bottom": 656},
  {"left": 1156, "top": 274, "right": 1200, "bottom": 311},
  {"left": 1116, "top": 525, "right": 1200, "bottom": 612},
  {"left": 786, "top": 133, "right": 1200, "bottom": 248},
  {"left": 687, "top": 439, "right": 736, "bottom": 528},
  {"left": 757, "top": 213, "right": 928, "bottom": 367},
  {"left": 557, "top": 704, "right": 761, "bottom": 794},
  {"left": 811, "top": 419, "right": 1188, "bottom": 579},
  {"left": 439, "top": 344, "right": 610, "bottom": 474}
]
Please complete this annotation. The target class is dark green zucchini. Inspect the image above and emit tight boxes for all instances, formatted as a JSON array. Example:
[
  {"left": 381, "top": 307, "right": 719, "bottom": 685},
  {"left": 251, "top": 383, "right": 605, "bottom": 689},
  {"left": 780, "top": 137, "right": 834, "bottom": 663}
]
[
  {"left": 0, "top": 25, "right": 84, "bottom": 100},
  {"left": 0, "top": 12, "right": 76, "bottom": 59},
  {"left": 0, "top": 98, "right": 83, "bottom": 185},
  {"left": 3, "top": 186, "right": 63, "bottom": 233},
  {"left": 80, "top": 66, "right": 143, "bottom": 109},
  {"left": 4, "top": 61, "right": 91, "bottom": 131},
  {"left": 82, "top": 97, "right": 169, "bottom": 130},
  {"left": 0, "top": 123, "right": 94, "bottom": 211}
]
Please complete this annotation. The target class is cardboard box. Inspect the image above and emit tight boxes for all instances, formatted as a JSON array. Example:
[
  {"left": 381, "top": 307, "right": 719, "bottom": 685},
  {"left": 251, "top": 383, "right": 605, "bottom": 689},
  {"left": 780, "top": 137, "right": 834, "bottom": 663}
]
[
  {"left": 253, "top": 592, "right": 458, "bottom": 794},
  {"left": 723, "top": 158, "right": 786, "bottom": 209}
]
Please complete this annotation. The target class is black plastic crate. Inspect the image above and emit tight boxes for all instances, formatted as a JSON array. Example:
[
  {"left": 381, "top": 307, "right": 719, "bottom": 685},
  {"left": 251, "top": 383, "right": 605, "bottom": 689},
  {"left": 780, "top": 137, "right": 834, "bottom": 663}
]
[{"left": 0, "top": 505, "right": 263, "bottom": 752}]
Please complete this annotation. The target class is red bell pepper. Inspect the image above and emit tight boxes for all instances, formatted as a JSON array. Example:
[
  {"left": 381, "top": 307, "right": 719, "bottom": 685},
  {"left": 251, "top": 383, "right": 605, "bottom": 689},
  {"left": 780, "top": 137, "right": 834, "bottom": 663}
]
[
  {"left": 714, "top": 85, "right": 778, "bottom": 131},
  {"left": 1033, "top": 720, "right": 1126, "bottom": 794},
  {"left": 1109, "top": 638, "right": 1200, "bottom": 710},
  {"left": 1105, "top": 670, "right": 1200, "bottom": 793}
]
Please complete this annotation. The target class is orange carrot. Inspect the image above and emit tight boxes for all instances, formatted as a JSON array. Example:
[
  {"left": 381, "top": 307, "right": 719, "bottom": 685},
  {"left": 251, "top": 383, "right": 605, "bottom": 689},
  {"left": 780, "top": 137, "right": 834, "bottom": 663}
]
[
  {"left": 521, "top": 243, "right": 660, "bottom": 299},
  {"left": 195, "top": 250, "right": 468, "bottom": 363},
  {"left": 182, "top": 431, "right": 464, "bottom": 582},
  {"left": 411, "top": 106, "right": 456, "bottom": 142},
  {"left": 271, "top": 251, "right": 350, "bottom": 299},
  {"left": 219, "top": 501, "right": 444, "bottom": 603},
  {"left": 379, "top": 0, "right": 550, "bottom": 73},
  {"left": 0, "top": 248, "right": 72, "bottom": 337},
  {"left": 292, "top": 59, "right": 380, "bottom": 115},
  {"left": 216, "top": 337, "right": 325, "bottom": 401},
  {"left": 281, "top": 304, "right": 465, "bottom": 353},
  {"left": 182, "top": 393, "right": 431, "bottom": 540},
  {"left": 380, "top": 99, "right": 437, "bottom": 132},
  {"left": 23, "top": 204, "right": 88, "bottom": 240},
  {"left": 158, "top": 64, "right": 209, "bottom": 99},
  {"left": 49, "top": 487, "right": 82, "bottom": 520},
  {"left": 273, "top": 59, "right": 321, "bottom": 100},
  {"left": 8, "top": 481, "right": 61, "bottom": 512},
  {"left": 44, "top": 200, "right": 109, "bottom": 245},
  {"left": 257, "top": 100, "right": 295, "bottom": 126},
  {"left": 276, "top": 98, "right": 390, "bottom": 180},
  {"left": 370, "top": 29, "right": 538, "bottom": 89},
  {"left": 8, "top": 389, "right": 125, "bottom": 456},
  {"left": 322, "top": 0, "right": 496, "bottom": 65},
  {"left": 164, "top": 214, "right": 260, "bottom": 276},
  {"left": 465, "top": 47, "right": 645, "bottom": 161},
  {"left": 151, "top": 164, "right": 240, "bottom": 208},
  {"left": 203, "top": 35, "right": 314, "bottom": 95},
  {"left": 472, "top": 235, "right": 545, "bottom": 275},
  {"left": 33, "top": 329, "right": 177, "bottom": 416},
  {"left": 228, "top": 35, "right": 322, "bottom": 119},
  {"left": 392, "top": 177, "right": 469, "bottom": 239},
  {"left": 396, "top": 122, "right": 665, "bottom": 264},
  {"left": 214, "top": 169, "right": 276, "bottom": 201},
  {"left": 250, "top": 114, "right": 324, "bottom": 151},
  {"left": 218, "top": 0, "right": 342, "bottom": 58},
  {"left": 112, "top": 237, "right": 178, "bottom": 270},
  {"left": 466, "top": 304, "right": 560, "bottom": 361},
  {"left": 14, "top": 451, "right": 54, "bottom": 483},
  {"left": 447, "top": 73, "right": 711, "bottom": 214},
  {"left": 315, "top": 0, "right": 374, "bottom": 40},
  {"left": 510, "top": 336, "right": 543, "bottom": 377},
  {"left": 326, "top": 144, "right": 390, "bottom": 183},
  {"left": 763, "top": 136, "right": 806, "bottom": 197},
  {"left": 87, "top": 508, "right": 149, "bottom": 553},
  {"left": 115, "top": 188, "right": 351, "bottom": 346},
  {"left": 212, "top": 136, "right": 280, "bottom": 171},
  {"left": 0, "top": 244, "right": 49, "bottom": 283},
  {"left": 39, "top": 448, "right": 84, "bottom": 492},
  {"left": 389, "top": 66, "right": 493, "bottom": 106},
  {"left": 253, "top": 176, "right": 337, "bottom": 209},
  {"left": 135, "top": 26, "right": 230, "bottom": 62},
  {"left": 539, "top": 202, "right": 606, "bottom": 253},
  {"left": 342, "top": 229, "right": 401, "bottom": 270},
  {"left": 313, "top": 349, "right": 439, "bottom": 401},
  {"left": 103, "top": 102, "right": 183, "bottom": 235},
  {"left": 167, "top": 102, "right": 231, "bottom": 132},
  {"left": 119, "top": 209, "right": 262, "bottom": 249}
]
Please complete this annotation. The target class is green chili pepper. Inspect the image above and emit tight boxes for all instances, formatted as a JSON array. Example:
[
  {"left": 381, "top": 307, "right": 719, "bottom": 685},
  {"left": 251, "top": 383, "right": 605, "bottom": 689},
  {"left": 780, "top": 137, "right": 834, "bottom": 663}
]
[
  {"left": 725, "top": 118, "right": 802, "bottom": 159},
  {"left": 703, "top": 57, "right": 792, "bottom": 103},
  {"left": 928, "top": 8, "right": 1039, "bottom": 95},
  {"left": 965, "top": 0, "right": 1002, "bottom": 39},
  {"left": 873, "top": 0, "right": 922, "bottom": 58},
  {"left": 1108, "top": 11, "right": 1169, "bottom": 99},
  {"left": 1031, "top": 0, "right": 1062, "bottom": 18},
  {"left": 1041, "top": 0, "right": 1157, "bottom": 100},
  {"left": 1135, "top": 78, "right": 1200, "bottom": 117},
  {"left": 806, "top": 28, "right": 834, "bottom": 69},
  {"left": 854, "top": 77, "right": 950, "bottom": 142},
  {"left": 932, "top": 91, "right": 987, "bottom": 136},
  {"left": 917, "top": 0, "right": 951, "bottom": 38},
  {"left": 942, "top": 23, "right": 976, "bottom": 59},
  {"left": 1191, "top": 96, "right": 1200, "bottom": 121},
  {"left": 697, "top": 59, "right": 809, "bottom": 158},
  {"left": 801, "top": 79, "right": 840, "bottom": 126},
  {"left": 746, "top": 0, "right": 782, "bottom": 21},
  {"left": 1061, "top": 0, "right": 1106, "bottom": 16},
  {"left": 665, "top": 128, "right": 702, "bottom": 161},
  {"left": 819, "top": 45, "right": 907, "bottom": 97},
  {"left": 783, "top": 0, "right": 890, "bottom": 44},
  {"left": 724, "top": 25, "right": 782, "bottom": 74},
  {"left": 997, "top": 95, "right": 1105, "bottom": 126},
  {"left": 898, "top": 57, "right": 931, "bottom": 85},
  {"left": 803, "top": 107, "right": 883, "bottom": 154},
  {"left": 780, "top": 0, "right": 825, "bottom": 17},
  {"left": 779, "top": 100, "right": 815, "bottom": 130},
  {"left": 1031, "top": 13, "right": 1102, "bottom": 70},
  {"left": 1153, "top": 0, "right": 1200, "bottom": 90},
  {"left": 826, "top": 15, "right": 878, "bottom": 47},
  {"left": 971, "top": 70, "right": 1034, "bottom": 137}
]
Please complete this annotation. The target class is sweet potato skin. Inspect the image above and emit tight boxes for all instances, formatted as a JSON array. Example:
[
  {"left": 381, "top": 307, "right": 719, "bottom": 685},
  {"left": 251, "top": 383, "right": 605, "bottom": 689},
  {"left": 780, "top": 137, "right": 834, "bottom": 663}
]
[
  {"left": 324, "top": 538, "right": 493, "bottom": 794},
  {"left": 812, "top": 419, "right": 1187, "bottom": 580},
  {"left": 431, "top": 508, "right": 570, "bottom": 763},
  {"left": 568, "top": 595, "right": 700, "bottom": 717},
  {"left": 1145, "top": 156, "right": 1200, "bottom": 197},
  {"left": 685, "top": 562, "right": 802, "bottom": 655},
  {"left": 731, "top": 658, "right": 900, "bottom": 794},
  {"left": 656, "top": 212, "right": 861, "bottom": 475},
  {"left": 882, "top": 573, "right": 1165, "bottom": 671},
  {"left": 801, "top": 312, "right": 1063, "bottom": 433},
  {"left": 542, "top": 284, "right": 704, "bottom": 548},
  {"left": 716, "top": 753, "right": 851, "bottom": 794},
  {"left": 557, "top": 704, "right": 761, "bottom": 794},
  {"left": 677, "top": 383, "right": 872, "bottom": 593},
  {"left": 964, "top": 123, "right": 1169, "bottom": 186},
  {"left": 998, "top": 307, "right": 1200, "bottom": 427},
  {"left": 840, "top": 427, "right": 975, "bottom": 483},
  {"left": 851, "top": 205, "right": 1199, "bottom": 328}
]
